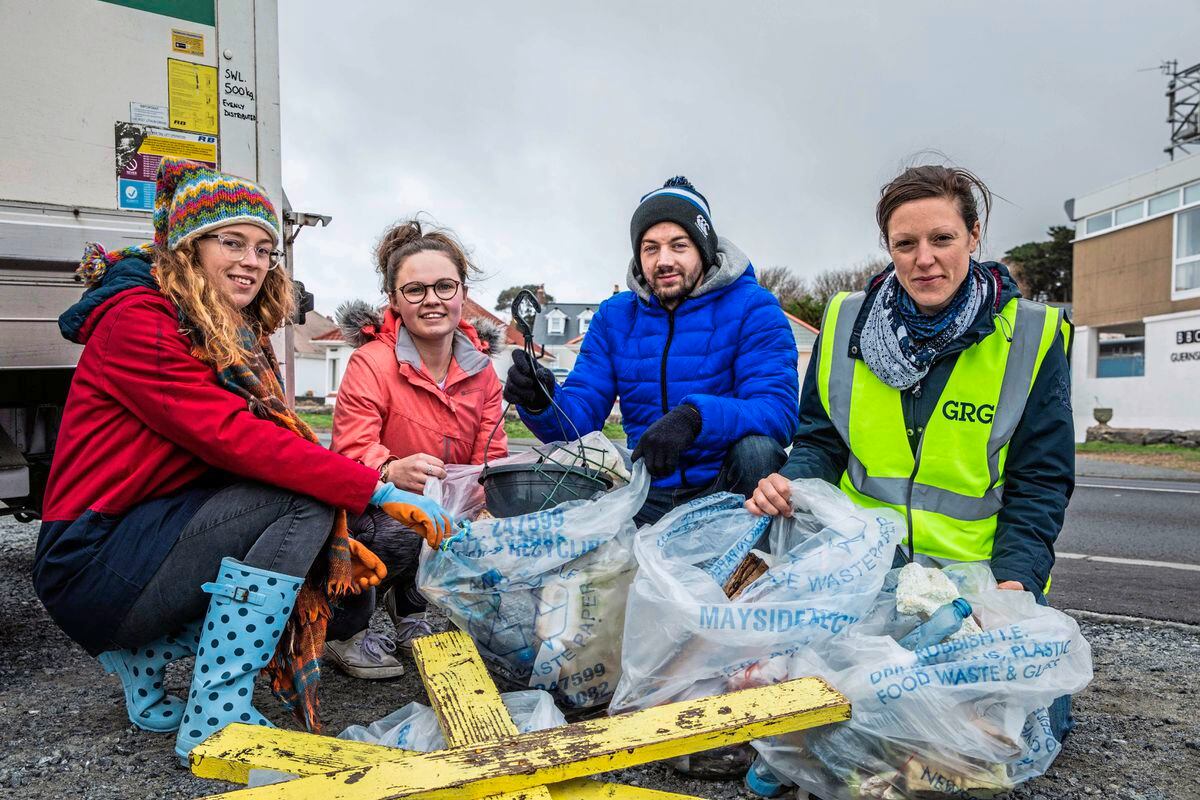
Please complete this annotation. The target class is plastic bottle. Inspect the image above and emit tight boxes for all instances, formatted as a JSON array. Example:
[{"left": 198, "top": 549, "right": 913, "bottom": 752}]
[
  {"left": 744, "top": 754, "right": 791, "bottom": 797},
  {"left": 898, "top": 597, "right": 973, "bottom": 650}
]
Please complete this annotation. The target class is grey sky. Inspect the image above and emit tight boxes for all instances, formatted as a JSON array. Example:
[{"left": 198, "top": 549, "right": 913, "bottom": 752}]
[{"left": 277, "top": 1, "right": 1200, "bottom": 316}]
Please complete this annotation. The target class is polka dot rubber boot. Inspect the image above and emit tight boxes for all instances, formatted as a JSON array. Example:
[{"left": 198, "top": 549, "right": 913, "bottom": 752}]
[
  {"left": 174, "top": 557, "right": 302, "bottom": 764},
  {"left": 96, "top": 619, "right": 203, "bottom": 733}
]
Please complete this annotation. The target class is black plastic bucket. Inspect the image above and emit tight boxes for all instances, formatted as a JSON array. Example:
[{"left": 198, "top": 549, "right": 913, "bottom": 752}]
[{"left": 479, "top": 463, "right": 613, "bottom": 517}]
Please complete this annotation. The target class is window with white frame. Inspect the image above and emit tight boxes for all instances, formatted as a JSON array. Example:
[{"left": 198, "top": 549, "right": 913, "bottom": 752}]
[
  {"left": 577, "top": 309, "right": 594, "bottom": 336},
  {"left": 1176, "top": 206, "right": 1200, "bottom": 296},
  {"left": 546, "top": 309, "right": 566, "bottom": 336},
  {"left": 1081, "top": 180, "right": 1200, "bottom": 239},
  {"left": 1114, "top": 202, "right": 1144, "bottom": 226},
  {"left": 328, "top": 356, "right": 341, "bottom": 392},
  {"left": 1149, "top": 189, "right": 1180, "bottom": 216},
  {"left": 1085, "top": 211, "right": 1112, "bottom": 234}
]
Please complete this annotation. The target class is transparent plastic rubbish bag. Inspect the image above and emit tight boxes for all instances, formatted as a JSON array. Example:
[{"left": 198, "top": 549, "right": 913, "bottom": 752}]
[
  {"left": 338, "top": 689, "right": 566, "bottom": 750},
  {"left": 752, "top": 563, "right": 1094, "bottom": 800},
  {"left": 609, "top": 478, "right": 903, "bottom": 714},
  {"left": 418, "top": 461, "right": 650, "bottom": 710}
]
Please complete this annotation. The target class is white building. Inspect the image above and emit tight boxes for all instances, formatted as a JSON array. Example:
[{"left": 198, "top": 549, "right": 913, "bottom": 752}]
[{"left": 1066, "top": 152, "right": 1200, "bottom": 439}]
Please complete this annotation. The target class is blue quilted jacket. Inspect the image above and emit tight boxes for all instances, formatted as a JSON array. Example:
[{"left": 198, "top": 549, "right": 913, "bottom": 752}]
[{"left": 520, "top": 237, "right": 799, "bottom": 488}]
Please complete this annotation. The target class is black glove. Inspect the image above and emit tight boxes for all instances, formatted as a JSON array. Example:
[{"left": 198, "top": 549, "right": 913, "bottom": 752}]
[
  {"left": 503, "top": 350, "right": 557, "bottom": 413},
  {"left": 632, "top": 404, "right": 702, "bottom": 478}
]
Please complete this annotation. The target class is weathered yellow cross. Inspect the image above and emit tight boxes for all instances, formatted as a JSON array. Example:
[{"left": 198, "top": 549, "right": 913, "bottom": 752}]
[{"left": 189, "top": 631, "right": 849, "bottom": 799}]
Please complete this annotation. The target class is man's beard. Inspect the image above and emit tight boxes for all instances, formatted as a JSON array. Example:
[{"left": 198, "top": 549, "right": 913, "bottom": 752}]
[{"left": 652, "top": 270, "right": 702, "bottom": 303}]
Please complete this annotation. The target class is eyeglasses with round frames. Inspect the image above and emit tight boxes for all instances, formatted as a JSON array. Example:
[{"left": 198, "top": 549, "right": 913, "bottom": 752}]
[
  {"left": 396, "top": 278, "right": 461, "bottom": 304},
  {"left": 197, "top": 233, "right": 284, "bottom": 270}
]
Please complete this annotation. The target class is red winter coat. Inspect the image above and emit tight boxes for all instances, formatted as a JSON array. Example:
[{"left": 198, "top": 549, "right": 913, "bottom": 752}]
[
  {"left": 331, "top": 304, "right": 508, "bottom": 474},
  {"left": 41, "top": 288, "right": 378, "bottom": 521},
  {"left": 34, "top": 283, "right": 378, "bottom": 654}
]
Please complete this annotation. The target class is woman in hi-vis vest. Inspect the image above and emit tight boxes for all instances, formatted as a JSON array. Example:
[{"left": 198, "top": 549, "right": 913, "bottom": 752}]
[{"left": 746, "top": 164, "right": 1075, "bottom": 740}]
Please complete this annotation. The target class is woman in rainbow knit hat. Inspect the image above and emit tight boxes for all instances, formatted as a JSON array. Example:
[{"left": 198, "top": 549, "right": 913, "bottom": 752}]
[{"left": 32, "top": 158, "right": 455, "bottom": 762}]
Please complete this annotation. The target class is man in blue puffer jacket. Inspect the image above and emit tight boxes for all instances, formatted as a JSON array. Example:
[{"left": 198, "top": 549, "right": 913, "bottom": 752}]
[{"left": 504, "top": 176, "right": 799, "bottom": 524}]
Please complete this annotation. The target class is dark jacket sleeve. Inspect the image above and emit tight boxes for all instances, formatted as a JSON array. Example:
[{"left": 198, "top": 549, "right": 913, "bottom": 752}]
[
  {"left": 779, "top": 333, "right": 849, "bottom": 485},
  {"left": 990, "top": 332, "right": 1075, "bottom": 594}
]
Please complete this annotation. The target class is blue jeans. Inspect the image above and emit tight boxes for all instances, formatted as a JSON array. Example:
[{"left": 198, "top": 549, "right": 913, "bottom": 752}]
[
  {"left": 114, "top": 482, "right": 334, "bottom": 649},
  {"left": 635, "top": 435, "right": 787, "bottom": 526}
]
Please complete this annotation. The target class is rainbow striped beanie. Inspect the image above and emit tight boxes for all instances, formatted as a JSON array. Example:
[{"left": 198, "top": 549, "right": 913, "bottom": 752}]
[{"left": 154, "top": 157, "right": 280, "bottom": 251}]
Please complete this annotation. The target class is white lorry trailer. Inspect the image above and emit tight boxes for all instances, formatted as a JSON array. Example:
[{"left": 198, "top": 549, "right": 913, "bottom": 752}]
[{"left": 0, "top": 0, "right": 318, "bottom": 520}]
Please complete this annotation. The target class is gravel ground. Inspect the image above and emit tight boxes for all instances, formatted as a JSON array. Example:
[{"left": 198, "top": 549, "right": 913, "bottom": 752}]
[{"left": 1, "top": 515, "right": 1198, "bottom": 800}]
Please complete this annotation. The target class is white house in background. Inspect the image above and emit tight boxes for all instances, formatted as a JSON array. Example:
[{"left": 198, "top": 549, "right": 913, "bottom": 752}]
[
  {"left": 782, "top": 310, "right": 819, "bottom": 379},
  {"left": 291, "top": 312, "right": 338, "bottom": 400},
  {"left": 311, "top": 327, "right": 353, "bottom": 405},
  {"left": 268, "top": 311, "right": 338, "bottom": 402}
]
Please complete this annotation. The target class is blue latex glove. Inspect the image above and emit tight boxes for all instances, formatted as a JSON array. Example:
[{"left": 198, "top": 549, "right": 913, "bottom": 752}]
[
  {"left": 371, "top": 483, "right": 456, "bottom": 548},
  {"left": 898, "top": 598, "right": 973, "bottom": 651}
]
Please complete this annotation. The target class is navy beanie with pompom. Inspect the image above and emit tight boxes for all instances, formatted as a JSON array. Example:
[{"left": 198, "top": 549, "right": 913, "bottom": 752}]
[{"left": 630, "top": 176, "right": 718, "bottom": 269}]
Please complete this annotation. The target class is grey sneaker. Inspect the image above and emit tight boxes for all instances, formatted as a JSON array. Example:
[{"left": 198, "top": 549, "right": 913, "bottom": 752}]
[
  {"left": 383, "top": 588, "right": 434, "bottom": 654},
  {"left": 324, "top": 629, "right": 405, "bottom": 680}
]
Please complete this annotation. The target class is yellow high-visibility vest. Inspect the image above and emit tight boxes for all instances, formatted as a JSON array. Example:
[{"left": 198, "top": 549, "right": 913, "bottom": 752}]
[{"left": 817, "top": 291, "right": 1068, "bottom": 573}]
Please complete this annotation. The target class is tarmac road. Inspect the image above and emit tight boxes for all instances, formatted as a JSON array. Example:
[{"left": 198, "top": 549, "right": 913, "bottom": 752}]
[{"left": 1053, "top": 473, "right": 1200, "bottom": 625}]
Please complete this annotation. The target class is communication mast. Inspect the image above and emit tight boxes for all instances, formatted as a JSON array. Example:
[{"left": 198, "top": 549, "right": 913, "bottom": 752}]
[{"left": 1164, "top": 59, "right": 1200, "bottom": 160}]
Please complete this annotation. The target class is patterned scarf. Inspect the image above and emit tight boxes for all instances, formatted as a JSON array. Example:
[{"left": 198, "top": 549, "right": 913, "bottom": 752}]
[
  {"left": 76, "top": 243, "right": 350, "bottom": 733},
  {"left": 859, "top": 261, "right": 995, "bottom": 389},
  {"left": 215, "top": 329, "right": 355, "bottom": 733}
]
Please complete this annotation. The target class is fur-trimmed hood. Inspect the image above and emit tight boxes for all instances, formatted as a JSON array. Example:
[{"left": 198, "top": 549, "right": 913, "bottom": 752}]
[{"left": 334, "top": 299, "right": 503, "bottom": 356}]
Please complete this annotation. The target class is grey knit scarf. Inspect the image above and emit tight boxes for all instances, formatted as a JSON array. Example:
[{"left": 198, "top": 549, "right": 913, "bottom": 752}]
[{"left": 859, "top": 265, "right": 992, "bottom": 390}]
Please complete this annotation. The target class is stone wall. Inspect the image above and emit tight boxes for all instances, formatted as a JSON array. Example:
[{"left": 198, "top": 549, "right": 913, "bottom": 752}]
[{"left": 1086, "top": 425, "right": 1200, "bottom": 447}]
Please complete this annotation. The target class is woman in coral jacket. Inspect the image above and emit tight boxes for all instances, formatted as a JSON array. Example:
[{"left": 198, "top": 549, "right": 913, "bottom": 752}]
[
  {"left": 324, "top": 219, "right": 508, "bottom": 676},
  {"left": 31, "top": 159, "right": 453, "bottom": 762}
]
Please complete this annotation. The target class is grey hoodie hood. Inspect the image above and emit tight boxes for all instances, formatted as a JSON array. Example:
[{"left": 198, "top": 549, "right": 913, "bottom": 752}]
[{"left": 625, "top": 235, "right": 751, "bottom": 304}]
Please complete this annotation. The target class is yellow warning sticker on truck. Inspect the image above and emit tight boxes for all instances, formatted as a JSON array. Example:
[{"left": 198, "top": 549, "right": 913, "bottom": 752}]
[
  {"left": 171, "top": 29, "right": 205, "bottom": 57},
  {"left": 167, "top": 58, "right": 218, "bottom": 134},
  {"left": 137, "top": 133, "right": 217, "bottom": 162}
]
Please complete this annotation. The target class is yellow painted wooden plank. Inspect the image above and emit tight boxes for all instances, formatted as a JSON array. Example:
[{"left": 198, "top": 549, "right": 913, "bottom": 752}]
[
  {"left": 189, "top": 633, "right": 698, "bottom": 799},
  {"left": 411, "top": 632, "right": 524, "bottom": 747},
  {"left": 410, "top": 632, "right": 551, "bottom": 800},
  {"left": 195, "top": 676, "right": 849, "bottom": 799},
  {"left": 190, "top": 731, "right": 391, "bottom": 786},
  {"left": 187, "top": 727, "right": 701, "bottom": 799},
  {"left": 545, "top": 780, "right": 705, "bottom": 800}
]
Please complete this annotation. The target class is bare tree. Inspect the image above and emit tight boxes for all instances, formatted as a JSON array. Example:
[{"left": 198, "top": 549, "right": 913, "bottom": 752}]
[
  {"left": 809, "top": 258, "right": 887, "bottom": 305},
  {"left": 757, "top": 265, "right": 808, "bottom": 305}
]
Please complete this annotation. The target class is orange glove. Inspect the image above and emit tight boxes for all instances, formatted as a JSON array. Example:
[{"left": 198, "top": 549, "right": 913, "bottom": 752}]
[
  {"left": 371, "top": 482, "right": 456, "bottom": 548},
  {"left": 347, "top": 538, "right": 387, "bottom": 592},
  {"left": 379, "top": 501, "right": 454, "bottom": 548}
]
